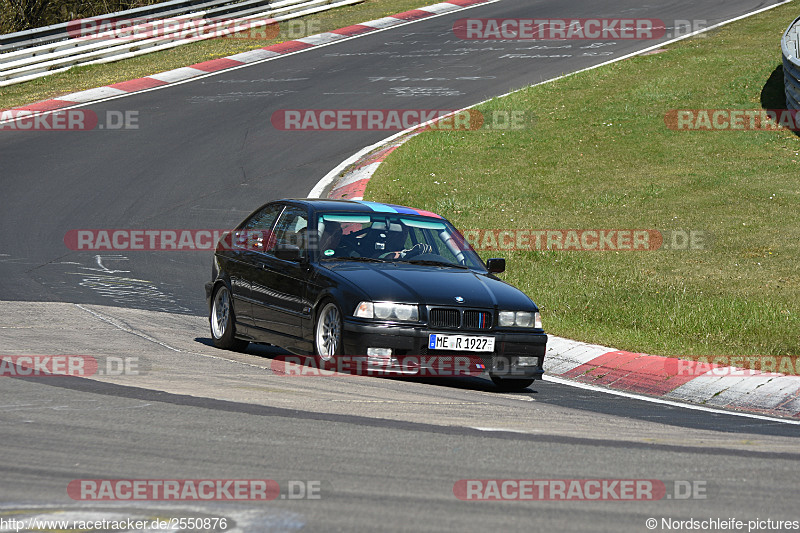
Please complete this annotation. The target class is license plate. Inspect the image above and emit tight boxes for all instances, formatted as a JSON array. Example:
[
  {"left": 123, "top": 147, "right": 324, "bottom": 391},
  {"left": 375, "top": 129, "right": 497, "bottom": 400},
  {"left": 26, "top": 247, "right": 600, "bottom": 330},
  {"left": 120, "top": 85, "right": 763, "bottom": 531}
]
[{"left": 428, "top": 334, "right": 495, "bottom": 352}]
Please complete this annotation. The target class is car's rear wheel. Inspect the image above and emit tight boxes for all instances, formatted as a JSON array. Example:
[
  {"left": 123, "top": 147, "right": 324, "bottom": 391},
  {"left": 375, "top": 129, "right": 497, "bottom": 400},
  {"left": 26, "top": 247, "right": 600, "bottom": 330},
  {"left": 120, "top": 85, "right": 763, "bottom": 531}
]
[
  {"left": 490, "top": 375, "right": 535, "bottom": 391},
  {"left": 210, "top": 284, "right": 249, "bottom": 351},
  {"left": 314, "top": 300, "right": 343, "bottom": 366}
]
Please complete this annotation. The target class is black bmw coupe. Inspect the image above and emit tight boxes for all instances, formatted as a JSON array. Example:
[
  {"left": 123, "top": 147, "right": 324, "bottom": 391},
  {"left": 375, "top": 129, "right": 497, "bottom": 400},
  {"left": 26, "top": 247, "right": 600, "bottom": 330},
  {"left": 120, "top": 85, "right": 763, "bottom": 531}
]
[{"left": 206, "top": 198, "right": 547, "bottom": 390}]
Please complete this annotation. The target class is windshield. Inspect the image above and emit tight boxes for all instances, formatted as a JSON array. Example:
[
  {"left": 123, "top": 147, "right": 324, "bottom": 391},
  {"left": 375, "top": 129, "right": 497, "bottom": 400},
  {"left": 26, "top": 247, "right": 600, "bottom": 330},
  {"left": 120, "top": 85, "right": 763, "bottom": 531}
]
[{"left": 315, "top": 212, "right": 485, "bottom": 270}]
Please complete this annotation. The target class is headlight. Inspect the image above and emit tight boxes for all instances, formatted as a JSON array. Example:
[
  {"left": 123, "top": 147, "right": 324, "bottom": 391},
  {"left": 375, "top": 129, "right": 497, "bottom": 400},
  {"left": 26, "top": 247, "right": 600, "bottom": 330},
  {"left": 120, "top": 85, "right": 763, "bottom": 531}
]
[
  {"left": 354, "top": 301, "right": 419, "bottom": 322},
  {"left": 498, "top": 311, "right": 541, "bottom": 328},
  {"left": 498, "top": 311, "right": 515, "bottom": 326}
]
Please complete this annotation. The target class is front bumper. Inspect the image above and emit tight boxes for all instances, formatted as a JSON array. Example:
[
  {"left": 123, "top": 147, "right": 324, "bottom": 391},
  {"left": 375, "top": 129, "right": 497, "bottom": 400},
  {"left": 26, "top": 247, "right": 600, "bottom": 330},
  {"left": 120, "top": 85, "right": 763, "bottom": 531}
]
[{"left": 342, "top": 319, "right": 546, "bottom": 379}]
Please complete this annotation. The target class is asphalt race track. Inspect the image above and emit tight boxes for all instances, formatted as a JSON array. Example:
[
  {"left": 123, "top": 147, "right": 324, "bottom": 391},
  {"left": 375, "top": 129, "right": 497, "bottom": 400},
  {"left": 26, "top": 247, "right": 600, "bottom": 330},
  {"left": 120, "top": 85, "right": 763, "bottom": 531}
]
[{"left": 1, "top": 1, "right": 798, "bottom": 531}]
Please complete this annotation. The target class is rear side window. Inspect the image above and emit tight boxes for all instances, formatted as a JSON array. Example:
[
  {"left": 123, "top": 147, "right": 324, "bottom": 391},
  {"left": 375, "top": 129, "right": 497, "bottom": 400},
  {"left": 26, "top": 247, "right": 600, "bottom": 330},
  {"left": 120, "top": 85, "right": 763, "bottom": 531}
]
[
  {"left": 244, "top": 204, "right": 283, "bottom": 231},
  {"left": 238, "top": 204, "right": 284, "bottom": 252}
]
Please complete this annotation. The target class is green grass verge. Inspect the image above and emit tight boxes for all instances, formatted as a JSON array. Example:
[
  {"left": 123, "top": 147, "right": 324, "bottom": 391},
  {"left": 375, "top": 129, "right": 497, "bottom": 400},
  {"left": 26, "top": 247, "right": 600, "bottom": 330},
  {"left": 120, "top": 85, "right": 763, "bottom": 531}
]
[
  {"left": 1, "top": 0, "right": 435, "bottom": 110},
  {"left": 366, "top": 4, "right": 800, "bottom": 359}
]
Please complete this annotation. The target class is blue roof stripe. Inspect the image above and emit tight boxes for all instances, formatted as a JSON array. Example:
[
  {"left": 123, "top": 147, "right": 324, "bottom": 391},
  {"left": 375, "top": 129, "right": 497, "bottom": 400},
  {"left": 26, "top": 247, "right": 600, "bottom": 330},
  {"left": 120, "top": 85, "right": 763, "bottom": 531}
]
[
  {"left": 357, "top": 200, "right": 396, "bottom": 213},
  {"left": 387, "top": 204, "right": 418, "bottom": 215},
  {"left": 354, "top": 200, "right": 442, "bottom": 218}
]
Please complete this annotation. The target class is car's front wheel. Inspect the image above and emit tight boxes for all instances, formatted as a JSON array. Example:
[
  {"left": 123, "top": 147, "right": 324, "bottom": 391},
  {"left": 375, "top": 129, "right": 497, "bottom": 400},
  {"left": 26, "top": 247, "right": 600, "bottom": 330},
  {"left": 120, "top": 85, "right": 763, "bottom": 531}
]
[
  {"left": 314, "top": 300, "right": 343, "bottom": 366},
  {"left": 210, "top": 284, "right": 249, "bottom": 351},
  {"left": 490, "top": 375, "right": 535, "bottom": 391}
]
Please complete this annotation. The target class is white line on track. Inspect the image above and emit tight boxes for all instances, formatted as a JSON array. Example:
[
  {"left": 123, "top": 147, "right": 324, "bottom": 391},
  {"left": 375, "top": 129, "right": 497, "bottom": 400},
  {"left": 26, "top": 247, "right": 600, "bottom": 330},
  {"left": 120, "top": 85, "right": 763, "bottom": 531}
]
[
  {"left": 75, "top": 303, "right": 183, "bottom": 353},
  {"left": 471, "top": 426, "right": 535, "bottom": 433},
  {"left": 543, "top": 375, "right": 800, "bottom": 426},
  {"left": 73, "top": 303, "right": 284, "bottom": 374}
]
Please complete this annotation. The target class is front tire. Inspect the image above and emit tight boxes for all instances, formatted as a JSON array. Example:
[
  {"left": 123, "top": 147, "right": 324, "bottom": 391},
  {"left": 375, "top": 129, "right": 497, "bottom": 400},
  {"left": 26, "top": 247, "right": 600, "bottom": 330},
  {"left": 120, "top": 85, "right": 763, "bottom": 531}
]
[
  {"left": 490, "top": 375, "right": 535, "bottom": 391},
  {"left": 314, "top": 300, "right": 343, "bottom": 366},
  {"left": 210, "top": 284, "right": 249, "bottom": 351}
]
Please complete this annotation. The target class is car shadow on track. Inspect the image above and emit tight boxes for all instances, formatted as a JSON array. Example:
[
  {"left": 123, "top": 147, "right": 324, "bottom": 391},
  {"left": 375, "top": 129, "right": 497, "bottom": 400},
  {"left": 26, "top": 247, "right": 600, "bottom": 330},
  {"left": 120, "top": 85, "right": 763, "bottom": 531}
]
[
  {"left": 194, "top": 337, "right": 539, "bottom": 395},
  {"left": 386, "top": 375, "right": 540, "bottom": 395},
  {"left": 195, "top": 336, "right": 291, "bottom": 356}
]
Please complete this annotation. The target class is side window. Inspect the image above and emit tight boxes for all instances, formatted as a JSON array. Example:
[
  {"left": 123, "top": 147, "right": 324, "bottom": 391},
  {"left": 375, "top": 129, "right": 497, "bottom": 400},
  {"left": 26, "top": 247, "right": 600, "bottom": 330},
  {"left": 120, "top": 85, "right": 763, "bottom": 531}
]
[
  {"left": 238, "top": 204, "right": 283, "bottom": 252},
  {"left": 426, "top": 228, "right": 460, "bottom": 263},
  {"left": 244, "top": 204, "right": 283, "bottom": 230},
  {"left": 271, "top": 206, "right": 309, "bottom": 258}
]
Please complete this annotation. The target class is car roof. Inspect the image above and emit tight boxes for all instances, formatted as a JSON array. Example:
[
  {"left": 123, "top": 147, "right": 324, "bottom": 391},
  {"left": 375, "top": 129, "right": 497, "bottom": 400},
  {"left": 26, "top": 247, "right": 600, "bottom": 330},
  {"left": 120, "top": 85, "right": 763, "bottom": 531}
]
[{"left": 281, "top": 198, "right": 443, "bottom": 219}]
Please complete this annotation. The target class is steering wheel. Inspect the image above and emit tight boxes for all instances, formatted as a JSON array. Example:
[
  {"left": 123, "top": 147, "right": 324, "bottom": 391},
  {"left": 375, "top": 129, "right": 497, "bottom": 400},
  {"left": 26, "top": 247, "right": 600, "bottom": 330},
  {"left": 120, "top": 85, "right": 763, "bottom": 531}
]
[
  {"left": 380, "top": 243, "right": 428, "bottom": 260},
  {"left": 403, "top": 244, "right": 426, "bottom": 258}
]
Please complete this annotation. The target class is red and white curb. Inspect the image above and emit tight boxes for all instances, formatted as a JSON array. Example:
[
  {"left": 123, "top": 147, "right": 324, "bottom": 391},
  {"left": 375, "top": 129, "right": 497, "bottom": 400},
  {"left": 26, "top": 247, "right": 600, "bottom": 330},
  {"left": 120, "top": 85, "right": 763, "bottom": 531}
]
[
  {"left": 323, "top": 137, "right": 419, "bottom": 200},
  {"left": 318, "top": 139, "right": 800, "bottom": 421},
  {"left": 546, "top": 338, "right": 800, "bottom": 419},
  {"left": 309, "top": 109, "right": 461, "bottom": 199},
  {"left": 1, "top": 0, "right": 494, "bottom": 118}
]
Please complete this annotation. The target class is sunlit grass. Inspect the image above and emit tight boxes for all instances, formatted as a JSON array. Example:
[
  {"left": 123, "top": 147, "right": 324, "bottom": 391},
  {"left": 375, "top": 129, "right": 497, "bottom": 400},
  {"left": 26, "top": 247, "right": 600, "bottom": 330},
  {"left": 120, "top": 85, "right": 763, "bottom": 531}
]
[{"left": 367, "top": 4, "right": 800, "bottom": 359}]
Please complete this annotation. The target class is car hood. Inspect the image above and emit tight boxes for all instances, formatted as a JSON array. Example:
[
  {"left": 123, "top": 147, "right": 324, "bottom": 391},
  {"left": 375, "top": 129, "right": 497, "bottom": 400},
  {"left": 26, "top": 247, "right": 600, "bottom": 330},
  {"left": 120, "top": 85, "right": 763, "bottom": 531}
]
[{"left": 322, "top": 262, "right": 536, "bottom": 309}]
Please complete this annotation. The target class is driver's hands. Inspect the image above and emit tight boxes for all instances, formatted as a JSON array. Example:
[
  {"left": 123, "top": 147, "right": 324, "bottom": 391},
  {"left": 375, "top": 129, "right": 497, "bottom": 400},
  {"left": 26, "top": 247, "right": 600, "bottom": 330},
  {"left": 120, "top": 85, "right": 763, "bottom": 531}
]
[
  {"left": 400, "top": 242, "right": 432, "bottom": 258},
  {"left": 384, "top": 243, "right": 432, "bottom": 259}
]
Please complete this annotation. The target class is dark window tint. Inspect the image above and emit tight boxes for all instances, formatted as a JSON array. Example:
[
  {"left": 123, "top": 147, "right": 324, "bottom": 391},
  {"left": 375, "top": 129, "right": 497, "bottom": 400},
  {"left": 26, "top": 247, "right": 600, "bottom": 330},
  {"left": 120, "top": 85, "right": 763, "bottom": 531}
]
[
  {"left": 270, "top": 206, "right": 309, "bottom": 258},
  {"left": 236, "top": 204, "right": 283, "bottom": 252}
]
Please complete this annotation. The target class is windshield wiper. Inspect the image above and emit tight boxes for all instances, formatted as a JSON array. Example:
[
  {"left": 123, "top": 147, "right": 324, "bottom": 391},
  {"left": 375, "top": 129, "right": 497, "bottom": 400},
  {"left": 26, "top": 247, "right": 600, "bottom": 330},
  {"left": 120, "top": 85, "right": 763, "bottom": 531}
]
[
  {"left": 398, "top": 259, "right": 469, "bottom": 269},
  {"left": 322, "top": 256, "right": 388, "bottom": 263}
]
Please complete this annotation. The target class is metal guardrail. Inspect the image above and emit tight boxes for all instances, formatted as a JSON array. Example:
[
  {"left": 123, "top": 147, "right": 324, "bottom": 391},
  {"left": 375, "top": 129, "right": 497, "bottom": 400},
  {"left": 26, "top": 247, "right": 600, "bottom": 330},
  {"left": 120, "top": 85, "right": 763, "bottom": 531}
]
[
  {"left": 782, "top": 15, "right": 800, "bottom": 112},
  {"left": 0, "top": 0, "right": 362, "bottom": 86},
  {"left": 0, "top": 0, "right": 216, "bottom": 52}
]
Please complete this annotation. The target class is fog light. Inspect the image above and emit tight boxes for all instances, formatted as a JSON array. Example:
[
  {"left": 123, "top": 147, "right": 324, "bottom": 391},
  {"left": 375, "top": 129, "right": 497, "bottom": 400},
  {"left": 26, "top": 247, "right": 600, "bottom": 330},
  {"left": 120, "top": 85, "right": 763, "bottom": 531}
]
[
  {"left": 367, "top": 348, "right": 393, "bottom": 357},
  {"left": 517, "top": 356, "right": 539, "bottom": 366}
]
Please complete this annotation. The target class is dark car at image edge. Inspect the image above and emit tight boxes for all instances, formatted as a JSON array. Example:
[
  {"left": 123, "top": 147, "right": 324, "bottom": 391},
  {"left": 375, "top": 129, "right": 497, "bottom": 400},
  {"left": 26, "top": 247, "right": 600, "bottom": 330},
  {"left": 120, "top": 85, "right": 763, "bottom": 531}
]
[{"left": 205, "top": 198, "right": 547, "bottom": 391}]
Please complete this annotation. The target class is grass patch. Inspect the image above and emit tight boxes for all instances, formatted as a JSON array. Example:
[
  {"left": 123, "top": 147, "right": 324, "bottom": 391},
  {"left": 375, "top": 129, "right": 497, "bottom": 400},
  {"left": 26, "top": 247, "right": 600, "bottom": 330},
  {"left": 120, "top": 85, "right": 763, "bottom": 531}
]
[
  {"left": 367, "top": 4, "right": 800, "bottom": 359},
  {"left": 1, "top": 0, "right": 436, "bottom": 110}
]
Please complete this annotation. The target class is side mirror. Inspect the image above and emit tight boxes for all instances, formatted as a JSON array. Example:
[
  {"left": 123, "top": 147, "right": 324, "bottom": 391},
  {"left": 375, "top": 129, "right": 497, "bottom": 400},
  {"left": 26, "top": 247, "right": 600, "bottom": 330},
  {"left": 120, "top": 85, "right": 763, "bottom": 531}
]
[
  {"left": 486, "top": 258, "right": 505, "bottom": 273},
  {"left": 275, "top": 244, "right": 303, "bottom": 262}
]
